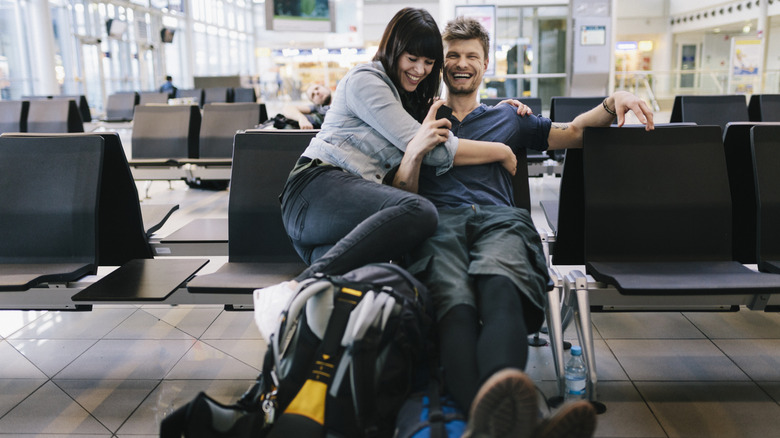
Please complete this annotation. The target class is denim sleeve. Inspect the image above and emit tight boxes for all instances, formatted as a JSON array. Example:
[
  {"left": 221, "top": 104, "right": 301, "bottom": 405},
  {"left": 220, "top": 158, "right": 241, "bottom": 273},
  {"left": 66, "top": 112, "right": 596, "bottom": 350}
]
[{"left": 344, "top": 69, "right": 457, "bottom": 173}]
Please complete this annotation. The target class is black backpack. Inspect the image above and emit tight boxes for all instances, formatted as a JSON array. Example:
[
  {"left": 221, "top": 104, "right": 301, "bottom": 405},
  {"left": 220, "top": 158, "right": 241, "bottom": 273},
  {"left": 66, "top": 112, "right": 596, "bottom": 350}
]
[{"left": 160, "top": 263, "right": 433, "bottom": 438}]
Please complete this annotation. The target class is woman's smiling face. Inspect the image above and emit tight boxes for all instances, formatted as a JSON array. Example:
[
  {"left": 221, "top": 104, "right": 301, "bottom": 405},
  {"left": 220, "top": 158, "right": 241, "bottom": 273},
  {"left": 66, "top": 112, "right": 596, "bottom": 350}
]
[{"left": 396, "top": 51, "right": 435, "bottom": 92}]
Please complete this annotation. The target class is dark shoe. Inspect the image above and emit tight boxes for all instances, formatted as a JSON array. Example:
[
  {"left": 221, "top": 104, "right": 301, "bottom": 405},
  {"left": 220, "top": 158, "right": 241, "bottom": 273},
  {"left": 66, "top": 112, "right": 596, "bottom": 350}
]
[
  {"left": 535, "top": 401, "right": 597, "bottom": 438},
  {"left": 463, "top": 368, "right": 538, "bottom": 438}
]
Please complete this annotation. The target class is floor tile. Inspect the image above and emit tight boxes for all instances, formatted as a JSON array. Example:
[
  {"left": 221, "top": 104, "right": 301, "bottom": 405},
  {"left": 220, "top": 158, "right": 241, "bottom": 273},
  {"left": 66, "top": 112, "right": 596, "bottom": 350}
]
[
  {"left": 685, "top": 310, "right": 780, "bottom": 339},
  {"left": 8, "top": 339, "right": 97, "bottom": 377},
  {"left": 606, "top": 339, "right": 749, "bottom": 381},
  {"left": 54, "top": 339, "right": 194, "bottom": 380},
  {"left": 0, "top": 310, "right": 48, "bottom": 338},
  {"left": 592, "top": 312, "right": 705, "bottom": 339},
  {"left": 104, "top": 309, "right": 194, "bottom": 340},
  {"left": 0, "top": 378, "right": 47, "bottom": 418},
  {"left": 637, "top": 381, "right": 780, "bottom": 438},
  {"left": 756, "top": 381, "right": 780, "bottom": 403},
  {"left": 0, "top": 381, "right": 111, "bottom": 434},
  {"left": 527, "top": 340, "right": 627, "bottom": 383},
  {"left": 0, "top": 435, "right": 112, "bottom": 437},
  {"left": 535, "top": 380, "right": 666, "bottom": 438},
  {"left": 0, "top": 341, "right": 47, "bottom": 379},
  {"left": 8, "top": 308, "right": 136, "bottom": 340},
  {"left": 589, "top": 381, "right": 666, "bottom": 438},
  {"left": 200, "top": 310, "right": 261, "bottom": 340},
  {"left": 117, "top": 379, "right": 255, "bottom": 435},
  {"left": 140, "top": 305, "right": 223, "bottom": 338},
  {"left": 202, "top": 339, "right": 267, "bottom": 370},
  {"left": 165, "top": 340, "right": 261, "bottom": 379},
  {"left": 714, "top": 339, "right": 780, "bottom": 381},
  {"left": 55, "top": 379, "right": 160, "bottom": 433}
]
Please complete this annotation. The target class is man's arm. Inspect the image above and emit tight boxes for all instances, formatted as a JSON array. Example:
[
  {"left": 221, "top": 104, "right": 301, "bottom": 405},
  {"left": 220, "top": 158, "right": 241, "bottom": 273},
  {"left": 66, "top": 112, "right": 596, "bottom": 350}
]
[
  {"left": 281, "top": 104, "right": 314, "bottom": 129},
  {"left": 547, "top": 91, "right": 654, "bottom": 150}
]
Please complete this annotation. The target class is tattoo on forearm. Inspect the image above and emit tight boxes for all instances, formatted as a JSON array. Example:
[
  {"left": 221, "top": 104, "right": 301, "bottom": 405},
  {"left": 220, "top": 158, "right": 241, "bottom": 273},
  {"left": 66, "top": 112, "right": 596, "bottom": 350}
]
[
  {"left": 552, "top": 123, "right": 569, "bottom": 130},
  {"left": 398, "top": 181, "right": 407, "bottom": 187}
]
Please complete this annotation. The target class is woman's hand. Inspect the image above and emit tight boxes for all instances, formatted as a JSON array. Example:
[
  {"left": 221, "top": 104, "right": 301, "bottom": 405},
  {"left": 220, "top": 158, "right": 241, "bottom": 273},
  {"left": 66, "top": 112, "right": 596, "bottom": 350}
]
[
  {"left": 496, "top": 99, "right": 533, "bottom": 117},
  {"left": 406, "top": 100, "right": 452, "bottom": 159}
]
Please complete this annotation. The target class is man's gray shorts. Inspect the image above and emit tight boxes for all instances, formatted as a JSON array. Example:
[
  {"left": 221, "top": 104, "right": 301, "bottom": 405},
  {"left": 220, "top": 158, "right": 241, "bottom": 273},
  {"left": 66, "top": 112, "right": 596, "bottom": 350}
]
[{"left": 407, "top": 205, "right": 550, "bottom": 321}]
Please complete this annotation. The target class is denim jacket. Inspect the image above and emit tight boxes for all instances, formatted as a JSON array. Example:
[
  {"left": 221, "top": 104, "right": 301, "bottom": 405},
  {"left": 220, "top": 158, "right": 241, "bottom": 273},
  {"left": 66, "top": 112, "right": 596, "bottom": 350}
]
[{"left": 302, "top": 61, "right": 459, "bottom": 183}]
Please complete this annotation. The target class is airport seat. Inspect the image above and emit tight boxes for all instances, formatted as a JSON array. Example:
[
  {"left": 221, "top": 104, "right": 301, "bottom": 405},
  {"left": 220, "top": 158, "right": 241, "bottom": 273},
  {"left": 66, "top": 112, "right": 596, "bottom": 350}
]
[
  {"left": 748, "top": 94, "right": 780, "bottom": 122},
  {"left": 24, "top": 95, "right": 91, "bottom": 123},
  {"left": 670, "top": 94, "right": 749, "bottom": 129},
  {"left": 203, "top": 87, "right": 232, "bottom": 104},
  {"left": 103, "top": 92, "right": 138, "bottom": 122},
  {"left": 233, "top": 87, "right": 258, "bottom": 103},
  {"left": 0, "top": 136, "right": 103, "bottom": 291},
  {"left": 557, "top": 125, "right": 780, "bottom": 407},
  {"left": 547, "top": 96, "right": 608, "bottom": 162},
  {"left": 721, "top": 122, "right": 769, "bottom": 264},
  {"left": 186, "top": 130, "right": 313, "bottom": 294},
  {"left": 176, "top": 88, "right": 204, "bottom": 107},
  {"left": 199, "top": 103, "right": 265, "bottom": 158},
  {"left": 139, "top": 91, "right": 170, "bottom": 105},
  {"left": 131, "top": 104, "right": 201, "bottom": 159},
  {"left": 1, "top": 132, "right": 179, "bottom": 264},
  {"left": 751, "top": 124, "right": 780, "bottom": 276},
  {"left": 549, "top": 96, "right": 607, "bottom": 123},
  {"left": 26, "top": 99, "right": 84, "bottom": 133},
  {"left": 56, "top": 95, "right": 92, "bottom": 122},
  {"left": 0, "top": 100, "right": 29, "bottom": 134}
]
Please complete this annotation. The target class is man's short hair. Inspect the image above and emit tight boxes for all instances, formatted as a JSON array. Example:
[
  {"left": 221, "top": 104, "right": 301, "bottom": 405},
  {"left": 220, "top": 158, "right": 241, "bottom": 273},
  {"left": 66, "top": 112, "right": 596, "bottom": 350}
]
[{"left": 442, "top": 16, "right": 490, "bottom": 61}]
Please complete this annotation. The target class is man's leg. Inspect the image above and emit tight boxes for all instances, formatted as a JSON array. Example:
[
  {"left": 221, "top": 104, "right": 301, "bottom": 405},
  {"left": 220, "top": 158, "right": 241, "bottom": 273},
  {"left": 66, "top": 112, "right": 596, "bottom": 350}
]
[
  {"left": 437, "top": 304, "right": 480, "bottom": 413},
  {"left": 475, "top": 274, "right": 536, "bottom": 382}
]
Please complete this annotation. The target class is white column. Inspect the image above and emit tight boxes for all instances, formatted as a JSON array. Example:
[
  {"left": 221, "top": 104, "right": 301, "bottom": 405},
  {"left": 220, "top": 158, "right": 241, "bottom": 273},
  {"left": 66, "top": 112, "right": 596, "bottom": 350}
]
[
  {"left": 758, "top": 0, "right": 769, "bottom": 92},
  {"left": 27, "top": 0, "right": 60, "bottom": 95}
]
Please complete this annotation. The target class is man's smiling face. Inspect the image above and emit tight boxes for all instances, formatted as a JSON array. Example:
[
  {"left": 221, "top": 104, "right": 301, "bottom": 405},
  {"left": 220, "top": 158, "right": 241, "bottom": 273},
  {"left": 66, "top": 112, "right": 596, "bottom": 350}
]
[{"left": 443, "top": 38, "right": 488, "bottom": 96}]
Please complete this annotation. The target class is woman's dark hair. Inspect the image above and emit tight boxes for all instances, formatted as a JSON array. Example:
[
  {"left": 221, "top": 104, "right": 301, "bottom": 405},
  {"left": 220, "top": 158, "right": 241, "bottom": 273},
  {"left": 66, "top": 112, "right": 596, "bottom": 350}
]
[{"left": 373, "top": 8, "right": 443, "bottom": 122}]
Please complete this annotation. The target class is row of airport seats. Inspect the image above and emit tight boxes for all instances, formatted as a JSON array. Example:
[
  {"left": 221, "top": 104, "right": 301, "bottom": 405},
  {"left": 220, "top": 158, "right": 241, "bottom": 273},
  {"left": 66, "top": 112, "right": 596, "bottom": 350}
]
[
  {"left": 0, "top": 130, "right": 310, "bottom": 308},
  {"left": 22, "top": 94, "right": 92, "bottom": 122},
  {"left": 0, "top": 98, "right": 84, "bottom": 134},
  {"left": 127, "top": 102, "right": 268, "bottom": 193},
  {"left": 670, "top": 94, "right": 780, "bottom": 127},
  {"left": 538, "top": 122, "right": 780, "bottom": 411},
  {"left": 0, "top": 132, "right": 199, "bottom": 307},
  {"left": 5, "top": 124, "right": 780, "bottom": 406},
  {"left": 104, "top": 87, "right": 259, "bottom": 121}
]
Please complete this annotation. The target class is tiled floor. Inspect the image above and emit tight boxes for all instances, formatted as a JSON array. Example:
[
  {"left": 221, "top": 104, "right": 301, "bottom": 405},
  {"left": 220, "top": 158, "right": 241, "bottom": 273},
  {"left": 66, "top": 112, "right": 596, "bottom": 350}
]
[{"left": 5, "top": 114, "right": 780, "bottom": 437}]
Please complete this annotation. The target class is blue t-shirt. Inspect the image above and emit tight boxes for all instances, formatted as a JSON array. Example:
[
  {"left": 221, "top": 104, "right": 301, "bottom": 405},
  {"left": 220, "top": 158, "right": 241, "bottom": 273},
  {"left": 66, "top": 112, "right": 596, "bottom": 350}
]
[{"left": 418, "top": 103, "right": 552, "bottom": 209}]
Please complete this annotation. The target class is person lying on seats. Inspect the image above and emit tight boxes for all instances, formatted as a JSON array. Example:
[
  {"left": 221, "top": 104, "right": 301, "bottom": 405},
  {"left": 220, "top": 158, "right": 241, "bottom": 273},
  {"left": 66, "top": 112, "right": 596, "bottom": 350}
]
[
  {"left": 281, "top": 83, "right": 333, "bottom": 129},
  {"left": 398, "top": 16, "right": 654, "bottom": 438}
]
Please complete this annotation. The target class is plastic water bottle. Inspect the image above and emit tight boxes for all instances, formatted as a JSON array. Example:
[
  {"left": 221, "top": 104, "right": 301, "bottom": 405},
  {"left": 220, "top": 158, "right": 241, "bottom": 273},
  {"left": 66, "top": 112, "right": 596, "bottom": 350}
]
[{"left": 565, "top": 345, "right": 587, "bottom": 400}]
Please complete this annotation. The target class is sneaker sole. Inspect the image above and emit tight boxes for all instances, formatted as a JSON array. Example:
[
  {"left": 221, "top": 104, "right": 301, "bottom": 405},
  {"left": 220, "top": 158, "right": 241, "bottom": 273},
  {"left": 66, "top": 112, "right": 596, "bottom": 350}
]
[
  {"left": 466, "top": 369, "right": 538, "bottom": 438},
  {"left": 536, "top": 401, "right": 597, "bottom": 438}
]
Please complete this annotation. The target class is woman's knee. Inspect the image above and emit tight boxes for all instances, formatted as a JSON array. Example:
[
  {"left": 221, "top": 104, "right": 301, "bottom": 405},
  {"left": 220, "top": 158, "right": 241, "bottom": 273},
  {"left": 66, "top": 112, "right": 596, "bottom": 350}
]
[{"left": 403, "top": 195, "right": 438, "bottom": 238}]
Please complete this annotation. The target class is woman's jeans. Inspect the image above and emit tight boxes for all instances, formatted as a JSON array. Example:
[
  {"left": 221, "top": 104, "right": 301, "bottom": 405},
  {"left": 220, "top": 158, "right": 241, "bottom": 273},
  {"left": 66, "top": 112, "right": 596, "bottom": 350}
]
[{"left": 281, "top": 166, "right": 438, "bottom": 281}]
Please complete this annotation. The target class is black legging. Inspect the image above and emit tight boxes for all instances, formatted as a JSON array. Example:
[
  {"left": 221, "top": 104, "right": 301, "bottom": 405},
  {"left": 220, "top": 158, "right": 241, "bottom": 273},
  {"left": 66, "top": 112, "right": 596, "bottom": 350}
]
[{"left": 437, "top": 274, "right": 544, "bottom": 413}]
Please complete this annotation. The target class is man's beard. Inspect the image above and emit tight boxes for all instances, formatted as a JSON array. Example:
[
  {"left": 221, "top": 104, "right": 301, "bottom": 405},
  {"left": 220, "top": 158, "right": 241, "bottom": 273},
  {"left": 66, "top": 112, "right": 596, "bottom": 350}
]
[{"left": 445, "top": 78, "right": 479, "bottom": 95}]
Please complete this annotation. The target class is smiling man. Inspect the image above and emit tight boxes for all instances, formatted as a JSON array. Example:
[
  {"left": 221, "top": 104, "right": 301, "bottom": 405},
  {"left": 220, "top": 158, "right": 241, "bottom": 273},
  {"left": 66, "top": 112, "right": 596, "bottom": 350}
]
[{"left": 397, "top": 16, "right": 653, "bottom": 438}]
